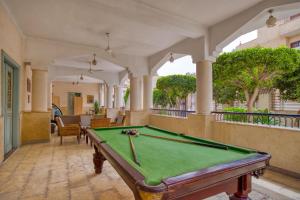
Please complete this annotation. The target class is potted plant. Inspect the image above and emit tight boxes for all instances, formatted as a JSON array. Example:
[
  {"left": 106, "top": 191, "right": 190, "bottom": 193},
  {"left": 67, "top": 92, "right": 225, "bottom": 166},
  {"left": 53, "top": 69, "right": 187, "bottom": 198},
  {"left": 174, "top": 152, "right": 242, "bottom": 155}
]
[{"left": 94, "top": 101, "right": 100, "bottom": 114}]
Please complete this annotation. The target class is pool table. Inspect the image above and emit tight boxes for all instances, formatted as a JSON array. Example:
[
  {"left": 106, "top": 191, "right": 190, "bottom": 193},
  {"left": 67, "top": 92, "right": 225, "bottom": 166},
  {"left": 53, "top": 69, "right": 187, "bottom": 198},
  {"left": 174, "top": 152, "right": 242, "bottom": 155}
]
[{"left": 87, "top": 126, "right": 271, "bottom": 200}]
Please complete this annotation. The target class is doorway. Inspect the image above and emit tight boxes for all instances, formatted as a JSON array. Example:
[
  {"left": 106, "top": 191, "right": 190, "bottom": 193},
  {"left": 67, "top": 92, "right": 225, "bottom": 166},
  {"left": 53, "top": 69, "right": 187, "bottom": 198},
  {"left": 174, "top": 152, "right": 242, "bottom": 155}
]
[
  {"left": 67, "top": 92, "right": 82, "bottom": 115},
  {"left": 1, "top": 51, "right": 20, "bottom": 159}
]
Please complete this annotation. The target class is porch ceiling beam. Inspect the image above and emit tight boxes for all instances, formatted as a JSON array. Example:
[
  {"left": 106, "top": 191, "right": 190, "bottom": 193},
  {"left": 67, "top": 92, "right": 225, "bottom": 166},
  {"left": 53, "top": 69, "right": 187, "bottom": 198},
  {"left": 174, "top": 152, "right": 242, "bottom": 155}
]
[
  {"left": 85, "top": 0, "right": 206, "bottom": 38},
  {"left": 209, "top": 0, "right": 300, "bottom": 56},
  {"left": 24, "top": 37, "right": 148, "bottom": 72}
]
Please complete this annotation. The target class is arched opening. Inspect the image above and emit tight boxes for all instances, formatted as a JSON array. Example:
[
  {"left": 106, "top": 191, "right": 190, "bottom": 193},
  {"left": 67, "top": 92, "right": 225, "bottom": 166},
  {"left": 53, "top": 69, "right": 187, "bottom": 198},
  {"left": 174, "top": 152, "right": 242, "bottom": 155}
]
[
  {"left": 153, "top": 55, "right": 196, "bottom": 112},
  {"left": 214, "top": 12, "right": 300, "bottom": 116},
  {"left": 52, "top": 75, "right": 104, "bottom": 115}
]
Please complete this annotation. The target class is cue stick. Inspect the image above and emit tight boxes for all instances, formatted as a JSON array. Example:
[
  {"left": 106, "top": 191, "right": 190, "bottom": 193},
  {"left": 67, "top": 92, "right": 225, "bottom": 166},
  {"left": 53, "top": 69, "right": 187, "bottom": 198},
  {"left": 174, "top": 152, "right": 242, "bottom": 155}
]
[
  {"left": 140, "top": 133, "right": 228, "bottom": 150},
  {"left": 128, "top": 135, "right": 141, "bottom": 166}
]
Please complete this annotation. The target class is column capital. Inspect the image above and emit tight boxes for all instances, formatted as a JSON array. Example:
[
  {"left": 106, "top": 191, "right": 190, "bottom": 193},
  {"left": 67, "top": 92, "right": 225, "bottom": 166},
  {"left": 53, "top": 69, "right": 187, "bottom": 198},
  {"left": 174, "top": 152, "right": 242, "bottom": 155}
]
[{"left": 196, "top": 59, "right": 215, "bottom": 65}]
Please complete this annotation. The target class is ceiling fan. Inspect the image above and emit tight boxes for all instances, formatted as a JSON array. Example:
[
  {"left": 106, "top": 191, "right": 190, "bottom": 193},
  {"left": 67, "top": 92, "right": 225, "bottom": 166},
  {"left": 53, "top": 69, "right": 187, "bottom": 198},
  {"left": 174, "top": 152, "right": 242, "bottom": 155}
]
[
  {"left": 87, "top": 53, "right": 103, "bottom": 73},
  {"left": 105, "top": 32, "right": 115, "bottom": 57}
]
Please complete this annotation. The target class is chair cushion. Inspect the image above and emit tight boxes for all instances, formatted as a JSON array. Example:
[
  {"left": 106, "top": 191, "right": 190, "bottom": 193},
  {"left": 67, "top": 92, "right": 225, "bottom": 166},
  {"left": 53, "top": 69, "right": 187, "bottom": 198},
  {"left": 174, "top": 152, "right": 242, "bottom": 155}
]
[{"left": 61, "top": 115, "right": 80, "bottom": 125}]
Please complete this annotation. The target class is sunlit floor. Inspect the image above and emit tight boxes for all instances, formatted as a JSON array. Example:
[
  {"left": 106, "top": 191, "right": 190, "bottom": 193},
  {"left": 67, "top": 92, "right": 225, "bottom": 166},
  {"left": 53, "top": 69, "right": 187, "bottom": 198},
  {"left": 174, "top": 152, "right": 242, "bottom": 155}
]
[{"left": 0, "top": 134, "right": 299, "bottom": 200}]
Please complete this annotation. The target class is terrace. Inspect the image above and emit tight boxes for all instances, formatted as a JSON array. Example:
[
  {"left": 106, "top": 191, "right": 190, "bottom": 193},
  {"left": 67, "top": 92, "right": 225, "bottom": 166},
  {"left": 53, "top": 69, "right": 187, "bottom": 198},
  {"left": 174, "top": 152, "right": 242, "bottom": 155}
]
[{"left": 0, "top": 0, "right": 300, "bottom": 199}]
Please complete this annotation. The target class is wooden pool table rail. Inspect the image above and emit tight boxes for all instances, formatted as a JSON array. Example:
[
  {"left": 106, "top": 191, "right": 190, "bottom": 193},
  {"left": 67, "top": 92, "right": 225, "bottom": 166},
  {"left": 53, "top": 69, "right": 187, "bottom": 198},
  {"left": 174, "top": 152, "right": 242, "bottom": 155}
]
[{"left": 87, "top": 127, "right": 271, "bottom": 200}]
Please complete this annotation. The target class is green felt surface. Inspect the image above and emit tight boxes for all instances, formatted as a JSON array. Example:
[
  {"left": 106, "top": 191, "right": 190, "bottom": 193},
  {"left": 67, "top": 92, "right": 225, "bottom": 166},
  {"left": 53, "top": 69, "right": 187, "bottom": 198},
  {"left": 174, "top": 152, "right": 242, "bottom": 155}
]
[{"left": 93, "top": 126, "right": 257, "bottom": 186}]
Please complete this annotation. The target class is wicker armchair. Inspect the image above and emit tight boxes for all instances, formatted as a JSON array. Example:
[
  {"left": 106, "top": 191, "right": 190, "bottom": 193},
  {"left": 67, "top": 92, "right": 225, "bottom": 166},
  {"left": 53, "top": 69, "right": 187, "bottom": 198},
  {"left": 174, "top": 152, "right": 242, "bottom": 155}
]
[
  {"left": 80, "top": 115, "right": 92, "bottom": 137},
  {"left": 56, "top": 117, "right": 80, "bottom": 145}
]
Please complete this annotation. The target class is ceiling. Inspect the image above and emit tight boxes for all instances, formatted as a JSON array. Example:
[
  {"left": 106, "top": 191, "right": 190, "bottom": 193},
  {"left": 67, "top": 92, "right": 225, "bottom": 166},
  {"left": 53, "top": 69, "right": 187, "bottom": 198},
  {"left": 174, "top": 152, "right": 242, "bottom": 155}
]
[
  {"left": 53, "top": 54, "right": 124, "bottom": 73},
  {"left": 53, "top": 75, "right": 103, "bottom": 83},
  {"left": 137, "top": 0, "right": 263, "bottom": 26},
  {"left": 4, "top": 0, "right": 263, "bottom": 57}
]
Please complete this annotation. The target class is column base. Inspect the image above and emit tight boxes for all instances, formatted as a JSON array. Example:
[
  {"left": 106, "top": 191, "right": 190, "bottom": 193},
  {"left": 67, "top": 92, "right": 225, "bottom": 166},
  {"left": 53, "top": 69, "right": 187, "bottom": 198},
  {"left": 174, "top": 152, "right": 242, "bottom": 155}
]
[
  {"left": 125, "top": 110, "right": 150, "bottom": 126},
  {"left": 187, "top": 113, "right": 214, "bottom": 138}
]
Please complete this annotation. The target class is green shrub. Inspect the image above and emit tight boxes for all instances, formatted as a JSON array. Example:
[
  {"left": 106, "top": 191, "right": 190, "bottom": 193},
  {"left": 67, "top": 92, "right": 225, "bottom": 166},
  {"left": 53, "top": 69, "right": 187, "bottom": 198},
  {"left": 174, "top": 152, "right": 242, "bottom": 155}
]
[{"left": 223, "top": 107, "right": 279, "bottom": 125}]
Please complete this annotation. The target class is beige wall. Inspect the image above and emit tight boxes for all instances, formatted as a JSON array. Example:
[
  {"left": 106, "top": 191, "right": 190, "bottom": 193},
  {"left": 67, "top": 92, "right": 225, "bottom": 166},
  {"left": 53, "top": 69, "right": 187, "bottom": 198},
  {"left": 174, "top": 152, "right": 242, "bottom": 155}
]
[
  {"left": 150, "top": 114, "right": 187, "bottom": 133},
  {"left": 212, "top": 122, "right": 300, "bottom": 174},
  {"left": 149, "top": 114, "right": 300, "bottom": 175},
  {"left": 52, "top": 81, "right": 100, "bottom": 114},
  {"left": 21, "top": 111, "right": 50, "bottom": 144},
  {"left": 149, "top": 114, "right": 212, "bottom": 138},
  {"left": 126, "top": 110, "right": 150, "bottom": 126},
  {"left": 0, "top": 3, "right": 24, "bottom": 162}
]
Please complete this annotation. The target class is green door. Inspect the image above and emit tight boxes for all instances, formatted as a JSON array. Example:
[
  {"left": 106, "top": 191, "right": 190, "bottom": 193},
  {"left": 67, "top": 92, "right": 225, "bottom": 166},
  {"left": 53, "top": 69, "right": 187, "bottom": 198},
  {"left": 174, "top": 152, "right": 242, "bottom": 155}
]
[{"left": 4, "top": 63, "right": 14, "bottom": 156}]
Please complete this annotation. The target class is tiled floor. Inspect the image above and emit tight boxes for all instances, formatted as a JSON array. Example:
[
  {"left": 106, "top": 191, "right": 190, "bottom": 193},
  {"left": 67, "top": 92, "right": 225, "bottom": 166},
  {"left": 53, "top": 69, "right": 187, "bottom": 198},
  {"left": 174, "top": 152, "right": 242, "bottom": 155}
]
[{"left": 0, "top": 135, "right": 299, "bottom": 200}]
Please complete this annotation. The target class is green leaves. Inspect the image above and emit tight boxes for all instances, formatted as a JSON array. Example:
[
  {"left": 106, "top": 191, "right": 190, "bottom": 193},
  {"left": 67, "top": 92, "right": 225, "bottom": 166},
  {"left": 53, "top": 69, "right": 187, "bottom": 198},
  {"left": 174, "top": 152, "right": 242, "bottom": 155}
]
[
  {"left": 94, "top": 101, "right": 100, "bottom": 114},
  {"left": 154, "top": 75, "right": 196, "bottom": 108},
  {"left": 213, "top": 47, "right": 300, "bottom": 108},
  {"left": 275, "top": 62, "right": 300, "bottom": 101},
  {"left": 124, "top": 88, "right": 130, "bottom": 105}
]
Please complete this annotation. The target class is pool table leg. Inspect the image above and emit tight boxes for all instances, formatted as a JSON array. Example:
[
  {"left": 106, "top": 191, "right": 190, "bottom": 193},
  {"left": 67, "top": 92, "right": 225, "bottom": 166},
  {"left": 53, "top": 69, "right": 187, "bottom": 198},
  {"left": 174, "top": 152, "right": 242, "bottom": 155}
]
[
  {"left": 229, "top": 174, "right": 251, "bottom": 200},
  {"left": 93, "top": 146, "right": 105, "bottom": 174}
]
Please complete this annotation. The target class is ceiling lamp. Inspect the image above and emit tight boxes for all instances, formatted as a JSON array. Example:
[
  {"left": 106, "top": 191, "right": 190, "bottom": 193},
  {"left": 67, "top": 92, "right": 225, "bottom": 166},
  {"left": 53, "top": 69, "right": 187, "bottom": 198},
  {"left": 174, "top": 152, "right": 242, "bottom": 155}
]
[
  {"left": 80, "top": 74, "right": 84, "bottom": 80},
  {"left": 266, "top": 9, "right": 277, "bottom": 28},
  {"left": 169, "top": 53, "right": 174, "bottom": 63},
  {"left": 92, "top": 53, "right": 97, "bottom": 65},
  {"left": 105, "top": 32, "right": 113, "bottom": 56}
]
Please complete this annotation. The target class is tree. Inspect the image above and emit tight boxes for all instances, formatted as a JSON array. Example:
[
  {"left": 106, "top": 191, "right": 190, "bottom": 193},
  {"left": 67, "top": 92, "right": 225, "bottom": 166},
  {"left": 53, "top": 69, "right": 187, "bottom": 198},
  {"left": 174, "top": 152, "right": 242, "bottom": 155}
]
[
  {"left": 153, "top": 88, "right": 169, "bottom": 107},
  {"left": 213, "top": 47, "right": 300, "bottom": 112},
  {"left": 155, "top": 75, "right": 196, "bottom": 109},
  {"left": 275, "top": 63, "right": 300, "bottom": 102}
]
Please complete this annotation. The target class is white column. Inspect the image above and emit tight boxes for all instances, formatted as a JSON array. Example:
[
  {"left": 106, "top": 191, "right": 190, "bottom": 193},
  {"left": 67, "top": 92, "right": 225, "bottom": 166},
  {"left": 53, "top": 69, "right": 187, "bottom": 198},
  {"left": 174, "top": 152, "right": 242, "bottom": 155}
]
[
  {"left": 47, "top": 81, "right": 52, "bottom": 110},
  {"left": 115, "top": 86, "right": 123, "bottom": 109},
  {"left": 143, "top": 75, "right": 153, "bottom": 110},
  {"left": 106, "top": 84, "right": 114, "bottom": 108},
  {"left": 130, "top": 74, "right": 140, "bottom": 111},
  {"left": 32, "top": 69, "right": 48, "bottom": 112},
  {"left": 103, "top": 84, "right": 107, "bottom": 107},
  {"left": 99, "top": 83, "right": 105, "bottom": 107},
  {"left": 196, "top": 60, "right": 213, "bottom": 114}
]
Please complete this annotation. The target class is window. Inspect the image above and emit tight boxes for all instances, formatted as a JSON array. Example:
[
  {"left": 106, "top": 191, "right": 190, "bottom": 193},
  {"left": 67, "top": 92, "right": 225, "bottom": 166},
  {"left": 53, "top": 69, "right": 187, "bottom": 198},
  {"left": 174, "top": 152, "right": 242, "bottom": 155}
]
[{"left": 290, "top": 40, "right": 300, "bottom": 49}]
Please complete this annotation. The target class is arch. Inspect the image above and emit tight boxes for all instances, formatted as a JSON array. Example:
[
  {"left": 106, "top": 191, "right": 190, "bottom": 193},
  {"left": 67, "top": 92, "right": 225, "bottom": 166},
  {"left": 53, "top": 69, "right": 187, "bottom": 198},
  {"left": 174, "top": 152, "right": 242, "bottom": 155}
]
[
  {"left": 119, "top": 70, "right": 129, "bottom": 86},
  {"left": 48, "top": 66, "right": 119, "bottom": 85},
  {"left": 150, "top": 53, "right": 189, "bottom": 76},
  {"left": 209, "top": 0, "right": 300, "bottom": 57},
  {"left": 25, "top": 37, "right": 147, "bottom": 72},
  {"left": 148, "top": 37, "right": 206, "bottom": 75}
]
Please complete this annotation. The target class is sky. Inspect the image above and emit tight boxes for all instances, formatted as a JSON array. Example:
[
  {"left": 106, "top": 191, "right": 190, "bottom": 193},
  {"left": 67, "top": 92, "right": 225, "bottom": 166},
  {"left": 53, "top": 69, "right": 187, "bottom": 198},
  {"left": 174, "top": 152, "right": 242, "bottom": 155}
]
[{"left": 157, "top": 30, "right": 258, "bottom": 76}]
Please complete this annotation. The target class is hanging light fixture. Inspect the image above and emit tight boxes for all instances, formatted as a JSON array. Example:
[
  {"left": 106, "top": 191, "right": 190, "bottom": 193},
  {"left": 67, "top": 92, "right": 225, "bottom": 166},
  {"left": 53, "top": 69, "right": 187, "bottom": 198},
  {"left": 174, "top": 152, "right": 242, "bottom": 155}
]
[
  {"left": 92, "top": 53, "right": 97, "bottom": 66},
  {"left": 266, "top": 9, "right": 277, "bottom": 28},
  {"left": 169, "top": 52, "right": 174, "bottom": 63},
  {"left": 105, "top": 32, "right": 113, "bottom": 56}
]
